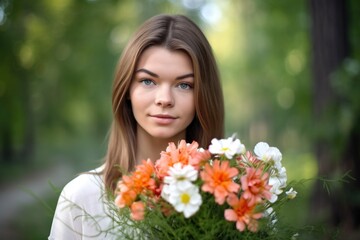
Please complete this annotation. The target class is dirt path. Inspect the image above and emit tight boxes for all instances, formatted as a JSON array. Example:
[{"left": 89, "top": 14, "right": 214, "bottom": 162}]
[{"left": 0, "top": 162, "right": 75, "bottom": 226}]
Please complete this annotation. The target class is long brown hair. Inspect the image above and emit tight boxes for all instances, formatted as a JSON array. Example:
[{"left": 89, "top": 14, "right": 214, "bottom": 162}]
[{"left": 103, "top": 14, "right": 224, "bottom": 191}]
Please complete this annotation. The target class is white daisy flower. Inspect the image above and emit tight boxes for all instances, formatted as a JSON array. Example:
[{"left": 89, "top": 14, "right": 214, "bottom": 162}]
[
  {"left": 168, "top": 184, "right": 202, "bottom": 218},
  {"left": 209, "top": 137, "right": 245, "bottom": 159},
  {"left": 164, "top": 163, "right": 198, "bottom": 191}
]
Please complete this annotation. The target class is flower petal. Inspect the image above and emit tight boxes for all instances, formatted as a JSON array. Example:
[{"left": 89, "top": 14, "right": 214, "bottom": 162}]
[{"left": 224, "top": 209, "right": 238, "bottom": 221}]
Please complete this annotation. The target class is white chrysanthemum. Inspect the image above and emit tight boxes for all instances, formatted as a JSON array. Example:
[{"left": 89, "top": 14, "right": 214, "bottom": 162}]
[
  {"left": 164, "top": 163, "right": 198, "bottom": 191},
  {"left": 269, "top": 167, "right": 287, "bottom": 203},
  {"left": 167, "top": 184, "right": 202, "bottom": 218},
  {"left": 209, "top": 137, "right": 245, "bottom": 159},
  {"left": 254, "top": 142, "right": 282, "bottom": 165},
  {"left": 286, "top": 188, "right": 297, "bottom": 199}
]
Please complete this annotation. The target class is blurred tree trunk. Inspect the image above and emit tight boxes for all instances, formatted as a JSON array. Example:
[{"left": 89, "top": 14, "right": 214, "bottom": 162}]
[
  {"left": 0, "top": 3, "right": 35, "bottom": 164},
  {"left": 309, "top": 0, "right": 360, "bottom": 238},
  {"left": 0, "top": 55, "right": 34, "bottom": 164}
]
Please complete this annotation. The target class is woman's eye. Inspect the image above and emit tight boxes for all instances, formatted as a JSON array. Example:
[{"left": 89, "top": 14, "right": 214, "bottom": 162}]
[
  {"left": 178, "top": 82, "right": 192, "bottom": 90},
  {"left": 141, "top": 79, "right": 154, "bottom": 86}
]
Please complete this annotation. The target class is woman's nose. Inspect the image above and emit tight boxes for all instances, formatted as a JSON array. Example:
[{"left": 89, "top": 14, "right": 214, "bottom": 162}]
[{"left": 155, "top": 85, "right": 174, "bottom": 107}]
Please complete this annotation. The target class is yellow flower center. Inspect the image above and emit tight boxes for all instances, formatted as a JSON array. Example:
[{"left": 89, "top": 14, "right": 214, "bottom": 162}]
[
  {"left": 221, "top": 147, "right": 229, "bottom": 152},
  {"left": 181, "top": 193, "right": 190, "bottom": 204},
  {"left": 177, "top": 176, "right": 186, "bottom": 181}
]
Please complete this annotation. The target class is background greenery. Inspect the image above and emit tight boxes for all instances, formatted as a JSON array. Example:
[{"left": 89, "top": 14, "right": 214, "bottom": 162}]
[{"left": 0, "top": 0, "right": 359, "bottom": 239}]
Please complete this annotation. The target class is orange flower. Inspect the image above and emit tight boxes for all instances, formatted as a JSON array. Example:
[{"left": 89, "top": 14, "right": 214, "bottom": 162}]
[
  {"left": 115, "top": 159, "right": 156, "bottom": 208},
  {"left": 190, "top": 149, "right": 211, "bottom": 169},
  {"left": 155, "top": 140, "right": 206, "bottom": 178},
  {"left": 224, "top": 194, "right": 262, "bottom": 232},
  {"left": 115, "top": 176, "right": 137, "bottom": 208},
  {"left": 200, "top": 160, "right": 240, "bottom": 205},
  {"left": 241, "top": 167, "right": 272, "bottom": 206},
  {"left": 130, "top": 201, "right": 145, "bottom": 221},
  {"left": 132, "top": 159, "right": 156, "bottom": 193}
]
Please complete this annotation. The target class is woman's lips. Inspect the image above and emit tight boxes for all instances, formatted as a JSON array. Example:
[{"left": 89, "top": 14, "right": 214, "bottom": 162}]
[{"left": 150, "top": 114, "right": 177, "bottom": 124}]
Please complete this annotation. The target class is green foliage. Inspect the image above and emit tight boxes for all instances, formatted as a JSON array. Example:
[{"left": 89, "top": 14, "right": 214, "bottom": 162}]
[
  {"left": 217, "top": 0, "right": 311, "bottom": 156},
  {"left": 111, "top": 192, "right": 297, "bottom": 240},
  {"left": 329, "top": 58, "right": 360, "bottom": 157}
]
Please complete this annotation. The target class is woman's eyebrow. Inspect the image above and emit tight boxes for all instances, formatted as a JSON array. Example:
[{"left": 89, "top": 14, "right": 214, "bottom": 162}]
[
  {"left": 176, "top": 73, "right": 194, "bottom": 80},
  {"left": 135, "top": 68, "right": 194, "bottom": 80},
  {"left": 135, "top": 68, "right": 159, "bottom": 78}
]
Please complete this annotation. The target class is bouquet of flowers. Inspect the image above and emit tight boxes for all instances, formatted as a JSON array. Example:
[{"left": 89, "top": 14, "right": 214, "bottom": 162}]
[{"left": 113, "top": 137, "right": 298, "bottom": 239}]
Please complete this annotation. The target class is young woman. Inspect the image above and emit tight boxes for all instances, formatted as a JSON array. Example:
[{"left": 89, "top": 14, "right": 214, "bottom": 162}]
[{"left": 49, "top": 14, "right": 224, "bottom": 239}]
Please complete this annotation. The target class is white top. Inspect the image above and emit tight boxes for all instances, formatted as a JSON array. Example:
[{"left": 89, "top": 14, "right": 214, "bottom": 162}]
[{"left": 49, "top": 167, "right": 120, "bottom": 240}]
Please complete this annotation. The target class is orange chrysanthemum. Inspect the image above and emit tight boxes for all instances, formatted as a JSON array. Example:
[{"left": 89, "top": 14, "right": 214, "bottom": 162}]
[
  {"left": 115, "top": 159, "right": 156, "bottom": 208},
  {"left": 132, "top": 159, "right": 156, "bottom": 192},
  {"left": 200, "top": 160, "right": 240, "bottom": 205},
  {"left": 224, "top": 194, "right": 262, "bottom": 232},
  {"left": 115, "top": 175, "right": 137, "bottom": 208},
  {"left": 241, "top": 167, "right": 272, "bottom": 206},
  {"left": 155, "top": 140, "right": 208, "bottom": 178}
]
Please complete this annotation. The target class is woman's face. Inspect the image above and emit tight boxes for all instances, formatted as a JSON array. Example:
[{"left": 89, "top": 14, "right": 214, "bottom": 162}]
[{"left": 129, "top": 46, "right": 195, "bottom": 141}]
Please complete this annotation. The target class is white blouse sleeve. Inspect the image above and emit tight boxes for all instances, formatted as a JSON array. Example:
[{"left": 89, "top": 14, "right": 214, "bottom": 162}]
[
  {"left": 48, "top": 182, "right": 85, "bottom": 240},
  {"left": 48, "top": 172, "right": 118, "bottom": 240}
]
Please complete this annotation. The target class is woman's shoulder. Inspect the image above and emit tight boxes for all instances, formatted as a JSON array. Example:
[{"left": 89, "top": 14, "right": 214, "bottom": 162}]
[
  {"left": 60, "top": 166, "right": 105, "bottom": 204},
  {"left": 50, "top": 165, "right": 117, "bottom": 239}
]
